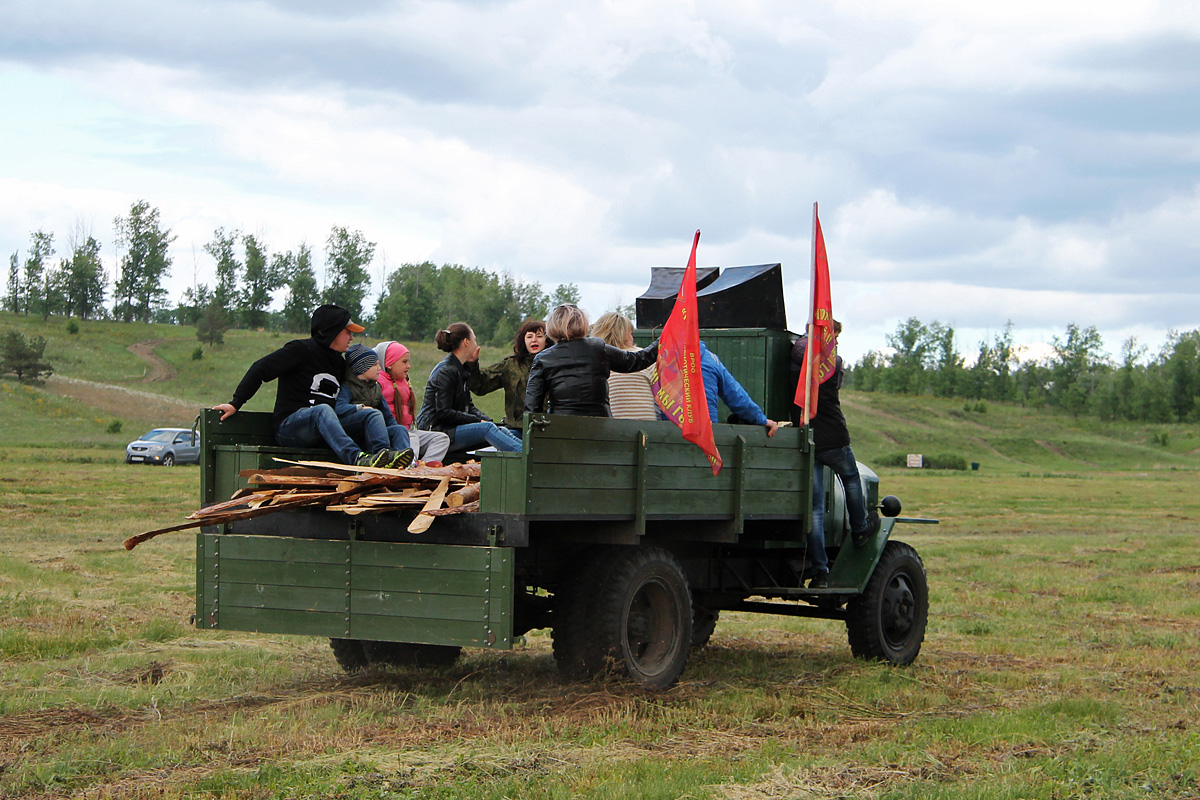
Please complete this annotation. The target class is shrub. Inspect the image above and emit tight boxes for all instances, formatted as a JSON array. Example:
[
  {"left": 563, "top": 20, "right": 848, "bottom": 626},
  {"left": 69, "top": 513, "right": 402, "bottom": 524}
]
[
  {"left": 924, "top": 453, "right": 968, "bottom": 470},
  {"left": 66, "top": 319, "right": 80, "bottom": 335},
  {"left": 192, "top": 346, "right": 204, "bottom": 361},
  {"left": 106, "top": 420, "right": 123, "bottom": 434}
]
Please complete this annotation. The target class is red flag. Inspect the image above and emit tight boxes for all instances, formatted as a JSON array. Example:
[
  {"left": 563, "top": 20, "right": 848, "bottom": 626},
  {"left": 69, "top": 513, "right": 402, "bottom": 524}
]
[
  {"left": 653, "top": 230, "right": 722, "bottom": 475},
  {"left": 794, "top": 204, "right": 837, "bottom": 424}
]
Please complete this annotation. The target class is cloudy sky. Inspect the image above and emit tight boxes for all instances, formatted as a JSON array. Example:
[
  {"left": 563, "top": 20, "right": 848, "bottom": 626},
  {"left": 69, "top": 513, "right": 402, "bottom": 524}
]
[{"left": 2, "top": 0, "right": 1197, "bottom": 362}]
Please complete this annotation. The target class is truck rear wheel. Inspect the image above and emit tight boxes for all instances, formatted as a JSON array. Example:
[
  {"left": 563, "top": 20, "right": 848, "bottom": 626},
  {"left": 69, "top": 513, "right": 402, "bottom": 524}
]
[
  {"left": 364, "top": 641, "right": 461, "bottom": 668},
  {"left": 329, "top": 638, "right": 369, "bottom": 672},
  {"left": 845, "top": 541, "right": 928, "bottom": 665},
  {"left": 554, "top": 546, "right": 692, "bottom": 690}
]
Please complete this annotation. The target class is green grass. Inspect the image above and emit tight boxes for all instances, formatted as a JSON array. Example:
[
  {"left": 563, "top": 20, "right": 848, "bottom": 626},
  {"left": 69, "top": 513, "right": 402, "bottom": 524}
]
[{"left": 2, "top": 316, "right": 1200, "bottom": 798}]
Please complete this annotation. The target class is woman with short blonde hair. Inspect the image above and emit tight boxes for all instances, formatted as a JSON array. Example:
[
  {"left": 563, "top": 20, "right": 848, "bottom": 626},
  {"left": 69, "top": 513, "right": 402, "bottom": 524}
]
[
  {"left": 590, "top": 312, "right": 657, "bottom": 421},
  {"left": 526, "top": 305, "right": 659, "bottom": 417},
  {"left": 545, "top": 304, "right": 589, "bottom": 342}
]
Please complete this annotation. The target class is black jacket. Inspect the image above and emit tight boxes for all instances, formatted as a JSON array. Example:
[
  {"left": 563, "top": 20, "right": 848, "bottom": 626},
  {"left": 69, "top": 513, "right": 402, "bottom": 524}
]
[
  {"left": 229, "top": 337, "right": 348, "bottom": 430},
  {"left": 789, "top": 336, "right": 849, "bottom": 451},
  {"left": 417, "top": 354, "right": 490, "bottom": 439},
  {"left": 526, "top": 337, "right": 658, "bottom": 418}
]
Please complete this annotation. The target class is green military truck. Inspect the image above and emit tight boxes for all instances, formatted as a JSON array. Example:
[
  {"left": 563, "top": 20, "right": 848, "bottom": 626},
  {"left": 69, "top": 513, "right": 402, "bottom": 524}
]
[{"left": 194, "top": 266, "right": 934, "bottom": 690}]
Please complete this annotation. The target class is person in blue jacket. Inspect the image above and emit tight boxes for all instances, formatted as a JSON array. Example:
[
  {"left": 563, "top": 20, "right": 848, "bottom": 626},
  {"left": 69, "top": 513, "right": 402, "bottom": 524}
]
[{"left": 698, "top": 342, "right": 780, "bottom": 437}]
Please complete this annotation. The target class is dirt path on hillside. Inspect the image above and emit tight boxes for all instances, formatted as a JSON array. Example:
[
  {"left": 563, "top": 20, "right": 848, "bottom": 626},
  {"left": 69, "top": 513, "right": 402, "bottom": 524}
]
[
  {"left": 127, "top": 340, "right": 178, "bottom": 382},
  {"left": 45, "top": 375, "right": 200, "bottom": 426}
]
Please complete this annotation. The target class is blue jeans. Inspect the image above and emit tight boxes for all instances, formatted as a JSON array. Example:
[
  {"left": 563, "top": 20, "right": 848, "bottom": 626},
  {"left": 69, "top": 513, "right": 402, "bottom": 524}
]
[
  {"left": 386, "top": 424, "right": 411, "bottom": 451},
  {"left": 451, "top": 421, "right": 523, "bottom": 452},
  {"left": 809, "top": 446, "right": 870, "bottom": 573},
  {"left": 277, "top": 405, "right": 386, "bottom": 464}
]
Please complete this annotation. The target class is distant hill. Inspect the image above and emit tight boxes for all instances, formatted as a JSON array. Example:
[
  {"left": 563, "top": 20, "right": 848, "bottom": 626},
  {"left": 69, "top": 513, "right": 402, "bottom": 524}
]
[{"left": 3, "top": 312, "right": 1197, "bottom": 472}]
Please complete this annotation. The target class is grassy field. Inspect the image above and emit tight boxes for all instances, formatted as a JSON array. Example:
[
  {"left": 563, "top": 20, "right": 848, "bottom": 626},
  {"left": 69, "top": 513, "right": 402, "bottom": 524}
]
[{"left": 1, "top": 318, "right": 1198, "bottom": 799}]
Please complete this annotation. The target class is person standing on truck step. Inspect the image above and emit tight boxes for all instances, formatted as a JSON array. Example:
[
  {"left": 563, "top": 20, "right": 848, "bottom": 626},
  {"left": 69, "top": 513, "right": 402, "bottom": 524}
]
[
  {"left": 417, "top": 322, "right": 524, "bottom": 452},
  {"left": 335, "top": 344, "right": 421, "bottom": 462},
  {"left": 699, "top": 341, "right": 780, "bottom": 438},
  {"left": 373, "top": 340, "right": 452, "bottom": 466},
  {"left": 211, "top": 304, "right": 414, "bottom": 469},
  {"left": 790, "top": 320, "right": 880, "bottom": 589},
  {"left": 526, "top": 304, "right": 660, "bottom": 418},
  {"left": 467, "top": 318, "right": 548, "bottom": 434}
]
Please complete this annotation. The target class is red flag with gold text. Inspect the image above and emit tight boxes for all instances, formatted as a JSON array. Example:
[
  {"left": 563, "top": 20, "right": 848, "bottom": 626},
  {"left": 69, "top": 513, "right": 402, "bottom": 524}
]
[
  {"left": 794, "top": 206, "right": 837, "bottom": 423},
  {"left": 653, "top": 230, "right": 722, "bottom": 474}
]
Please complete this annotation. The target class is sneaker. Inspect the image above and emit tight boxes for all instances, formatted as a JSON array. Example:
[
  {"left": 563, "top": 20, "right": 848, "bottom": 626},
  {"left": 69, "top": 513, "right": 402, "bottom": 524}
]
[
  {"left": 355, "top": 450, "right": 391, "bottom": 468},
  {"left": 808, "top": 571, "right": 830, "bottom": 589},
  {"left": 385, "top": 448, "right": 415, "bottom": 469},
  {"left": 851, "top": 511, "right": 881, "bottom": 548}
]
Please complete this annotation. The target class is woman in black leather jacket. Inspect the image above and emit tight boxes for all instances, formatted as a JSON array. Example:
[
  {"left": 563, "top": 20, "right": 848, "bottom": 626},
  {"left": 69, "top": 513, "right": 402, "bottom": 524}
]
[
  {"left": 525, "top": 305, "right": 658, "bottom": 417},
  {"left": 416, "top": 323, "right": 523, "bottom": 452}
]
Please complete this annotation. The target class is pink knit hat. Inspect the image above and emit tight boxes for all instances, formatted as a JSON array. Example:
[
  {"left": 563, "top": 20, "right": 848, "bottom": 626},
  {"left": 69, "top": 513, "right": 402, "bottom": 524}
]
[{"left": 372, "top": 341, "right": 410, "bottom": 368}]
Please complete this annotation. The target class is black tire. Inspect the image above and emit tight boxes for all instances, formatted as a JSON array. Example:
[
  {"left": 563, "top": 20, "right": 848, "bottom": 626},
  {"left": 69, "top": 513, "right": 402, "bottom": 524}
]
[
  {"left": 577, "top": 546, "right": 693, "bottom": 690},
  {"left": 845, "top": 541, "right": 928, "bottom": 665},
  {"left": 364, "top": 641, "right": 461, "bottom": 668},
  {"left": 691, "top": 605, "right": 719, "bottom": 649},
  {"left": 551, "top": 551, "right": 605, "bottom": 681},
  {"left": 162, "top": 453, "right": 175, "bottom": 467},
  {"left": 329, "top": 638, "right": 369, "bottom": 672}
]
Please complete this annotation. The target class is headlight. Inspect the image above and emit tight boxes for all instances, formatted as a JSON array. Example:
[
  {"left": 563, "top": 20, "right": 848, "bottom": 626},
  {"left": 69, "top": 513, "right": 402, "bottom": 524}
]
[{"left": 146, "top": 445, "right": 164, "bottom": 452}]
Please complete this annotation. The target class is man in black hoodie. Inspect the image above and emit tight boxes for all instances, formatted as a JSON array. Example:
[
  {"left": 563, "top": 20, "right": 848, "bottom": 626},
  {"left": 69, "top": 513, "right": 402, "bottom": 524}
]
[{"left": 212, "top": 304, "right": 411, "bottom": 468}]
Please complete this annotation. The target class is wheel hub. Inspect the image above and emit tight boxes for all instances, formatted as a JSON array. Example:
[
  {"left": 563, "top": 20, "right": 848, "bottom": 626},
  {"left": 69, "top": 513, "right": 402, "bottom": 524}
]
[{"left": 881, "top": 574, "right": 915, "bottom": 646}]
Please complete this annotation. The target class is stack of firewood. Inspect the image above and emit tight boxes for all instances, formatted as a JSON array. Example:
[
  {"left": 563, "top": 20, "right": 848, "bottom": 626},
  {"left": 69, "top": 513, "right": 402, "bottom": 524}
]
[{"left": 123, "top": 458, "right": 481, "bottom": 550}]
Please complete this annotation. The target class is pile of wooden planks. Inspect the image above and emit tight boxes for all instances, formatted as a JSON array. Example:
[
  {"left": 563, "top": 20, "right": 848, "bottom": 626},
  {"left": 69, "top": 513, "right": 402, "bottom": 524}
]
[{"left": 123, "top": 458, "right": 481, "bottom": 550}]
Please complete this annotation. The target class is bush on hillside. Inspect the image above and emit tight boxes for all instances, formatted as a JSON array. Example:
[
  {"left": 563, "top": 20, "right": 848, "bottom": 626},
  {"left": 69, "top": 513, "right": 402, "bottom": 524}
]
[{"left": 876, "top": 452, "right": 968, "bottom": 470}]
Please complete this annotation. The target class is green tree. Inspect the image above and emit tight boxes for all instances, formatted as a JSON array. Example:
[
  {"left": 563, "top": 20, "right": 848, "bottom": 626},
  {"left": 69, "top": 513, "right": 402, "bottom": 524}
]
[
  {"left": 177, "top": 284, "right": 212, "bottom": 326},
  {"left": 113, "top": 200, "right": 175, "bottom": 323},
  {"left": 204, "top": 227, "right": 241, "bottom": 311},
  {"left": 374, "top": 261, "right": 439, "bottom": 340},
  {"left": 549, "top": 282, "right": 582, "bottom": 308},
  {"left": 64, "top": 236, "right": 106, "bottom": 319},
  {"left": 240, "top": 233, "right": 283, "bottom": 329},
  {"left": 280, "top": 245, "right": 319, "bottom": 333},
  {"left": 196, "top": 298, "right": 231, "bottom": 346},
  {"left": 0, "top": 329, "right": 52, "bottom": 382},
  {"left": 5, "top": 252, "right": 20, "bottom": 313},
  {"left": 927, "top": 322, "right": 962, "bottom": 398},
  {"left": 321, "top": 226, "right": 374, "bottom": 321},
  {"left": 883, "top": 317, "right": 931, "bottom": 394},
  {"left": 1165, "top": 329, "right": 1200, "bottom": 422},
  {"left": 23, "top": 230, "right": 54, "bottom": 318},
  {"left": 1049, "top": 323, "right": 1106, "bottom": 416}
]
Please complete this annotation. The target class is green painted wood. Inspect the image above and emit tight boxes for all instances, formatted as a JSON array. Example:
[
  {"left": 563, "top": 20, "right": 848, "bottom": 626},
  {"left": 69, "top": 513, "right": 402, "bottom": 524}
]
[
  {"left": 220, "top": 582, "right": 347, "bottom": 613},
  {"left": 351, "top": 590, "right": 490, "bottom": 622},
  {"left": 214, "top": 534, "right": 350, "bottom": 564},
  {"left": 352, "top": 541, "right": 492, "bottom": 571},
  {"left": 217, "top": 605, "right": 348, "bottom": 638},
  {"left": 214, "top": 559, "right": 348, "bottom": 588},
  {"left": 353, "top": 565, "right": 494, "bottom": 595},
  {"left": 350, "top": 615, "right": 494, "bottom": 646}
]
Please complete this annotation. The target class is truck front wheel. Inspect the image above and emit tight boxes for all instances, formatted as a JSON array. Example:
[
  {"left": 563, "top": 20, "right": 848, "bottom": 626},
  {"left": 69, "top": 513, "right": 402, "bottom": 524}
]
[
  {"left": 845, "top": 541, "right": 928, "bottom": 665},
  {"left": 554, "top": 546, "right": 692, "bottom": 690}
]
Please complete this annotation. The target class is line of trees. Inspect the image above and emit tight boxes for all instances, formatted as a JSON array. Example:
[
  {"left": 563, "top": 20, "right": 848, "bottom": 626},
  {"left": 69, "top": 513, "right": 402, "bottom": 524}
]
[
  {"left": 4, "top": 201, "right": 582, "bottom": 346},
  {"left": 850, "top": 318, "right": 1200, "bottom": 423}
]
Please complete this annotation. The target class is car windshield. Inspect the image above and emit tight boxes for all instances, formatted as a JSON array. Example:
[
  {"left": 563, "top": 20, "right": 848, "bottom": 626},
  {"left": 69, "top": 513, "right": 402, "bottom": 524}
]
[{"left": 140, "top": 430, "right": 179, "bottom": 443}]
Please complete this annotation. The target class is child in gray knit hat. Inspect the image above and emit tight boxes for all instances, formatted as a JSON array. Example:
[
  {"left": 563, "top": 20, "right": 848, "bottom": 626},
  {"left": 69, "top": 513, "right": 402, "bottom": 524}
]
[{"left": 334, "top": 344, "right": 414, "bottom": 469}]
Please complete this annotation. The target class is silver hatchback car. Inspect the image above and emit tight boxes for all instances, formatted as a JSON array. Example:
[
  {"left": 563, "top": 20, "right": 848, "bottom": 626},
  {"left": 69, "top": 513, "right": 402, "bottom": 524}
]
[{"left": 125, "top": 428, "right": 200, "bottom": 466}]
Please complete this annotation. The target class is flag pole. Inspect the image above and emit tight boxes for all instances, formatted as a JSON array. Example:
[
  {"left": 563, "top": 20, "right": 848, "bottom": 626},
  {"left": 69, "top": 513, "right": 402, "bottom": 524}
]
[{"left": 803, "top": 202, "right": 818, "bottom": 426}]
